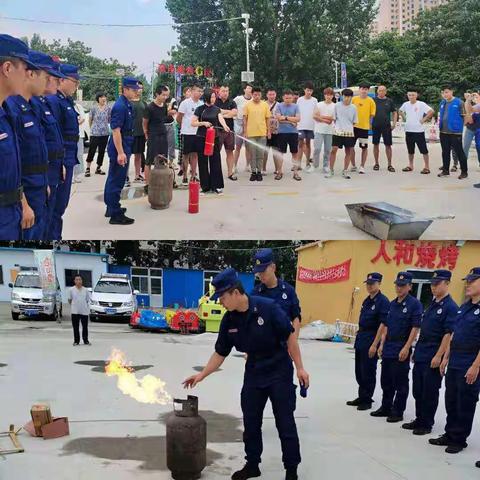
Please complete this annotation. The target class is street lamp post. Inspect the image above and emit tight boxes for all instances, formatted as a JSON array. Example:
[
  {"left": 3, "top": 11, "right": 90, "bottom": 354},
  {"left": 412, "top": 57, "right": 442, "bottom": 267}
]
[
  {"left": 333, "top": 60, "right": 339, "bottom": 89},
  {"left": 241, "top": 13, "right": 253, "bottom": 82}
]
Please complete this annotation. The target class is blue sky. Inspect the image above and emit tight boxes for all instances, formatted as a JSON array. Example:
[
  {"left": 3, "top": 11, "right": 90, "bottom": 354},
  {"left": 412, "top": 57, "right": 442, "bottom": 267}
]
[{"left": 0, "top": 0, "right": 178, "bottom": 77}]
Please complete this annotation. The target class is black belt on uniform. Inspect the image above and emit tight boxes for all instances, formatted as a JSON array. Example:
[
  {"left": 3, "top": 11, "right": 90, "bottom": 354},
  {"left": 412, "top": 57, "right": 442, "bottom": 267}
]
[
  {"left": 122, "top": 130, "right": 134, "bottom": 137},
  {"left": 23, "top": 164, "right": 49, "bottom": 175},
  {"left": 0, "top": 186, "right": 23, "bottom": 207},
  {"left": 248, "top": 349, "right": 287, "bottom": 362},
  {"left": 451, "top": 344, "right": 480, "bottom": 354},
  {"left": 358, "top": 326, "right": 378, "bottom": 333},
  {"left": 418, "top": 335, "right": 443, "bottom": 344},
  {"left": 387, "top": 335, "right": 409, "bottom": 342},
  {"left": 48, "top": 150, "right": 65, "bottom": 160},
  {"left": 63, "top": 134, "right": 80, "bottom": 142}
]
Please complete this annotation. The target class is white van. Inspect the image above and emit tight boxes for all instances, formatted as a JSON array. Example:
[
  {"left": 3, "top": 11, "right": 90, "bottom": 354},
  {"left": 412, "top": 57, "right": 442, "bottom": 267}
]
[
  {"left": 10, "top": 271, "right": 63, "bottom": 321},
  {"left": 89, "top": 273, "right": 138, "bottom": 322}
]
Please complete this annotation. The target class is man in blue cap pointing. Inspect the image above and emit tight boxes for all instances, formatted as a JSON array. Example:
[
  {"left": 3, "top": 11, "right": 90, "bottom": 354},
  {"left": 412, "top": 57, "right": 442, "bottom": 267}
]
[
  {"left": 183, "top": 268, "right": 309, "bottom": 480},
  {"left": 47, "top": 63, "right": 82, "bottom": 239},
  {"left": 347, "top": 272, "right": 390, "bottom": 411},
  {"left": 104, "top": 77, "right": 141, "bottom": 225},
  {"left": 402, "top": 269, "right": 458, "bottom": 436},
  {"left": 30, "top": 52, "right": 68, "bottom": 240},
  {"left": 0, "top": 34, "right": 37, "bottom": 239},
  {"left": 251, "top": 248, "right": 302, "bottom": 337},
  {"left": 430, "top": 267, "right": 480, "bottom": 456}
]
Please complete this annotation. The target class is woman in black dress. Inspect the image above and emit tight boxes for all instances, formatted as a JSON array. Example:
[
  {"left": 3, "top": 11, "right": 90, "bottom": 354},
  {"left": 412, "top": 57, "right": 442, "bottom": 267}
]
[{"left": 191, "top": 89, "right": 230, "bottom": 194}]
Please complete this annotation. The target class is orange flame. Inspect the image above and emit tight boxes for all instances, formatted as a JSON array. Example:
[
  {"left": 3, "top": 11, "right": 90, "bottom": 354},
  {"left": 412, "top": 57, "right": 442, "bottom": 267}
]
[{"left": 105, "top": 348, "right": 172, "bottom": 405}]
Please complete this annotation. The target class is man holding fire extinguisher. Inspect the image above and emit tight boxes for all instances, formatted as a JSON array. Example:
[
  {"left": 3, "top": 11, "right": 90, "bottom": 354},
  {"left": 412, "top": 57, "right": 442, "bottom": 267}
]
[
  {"left": 183, "top": 268, "right": 309, "bottom": 480},
  {"left": 191, "top": 89, "right": 231, "bottom": 195}
]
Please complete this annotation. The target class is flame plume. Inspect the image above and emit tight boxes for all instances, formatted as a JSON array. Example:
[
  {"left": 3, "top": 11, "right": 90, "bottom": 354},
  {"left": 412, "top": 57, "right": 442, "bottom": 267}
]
[{"left": 105, "top": 348, "right": 172, "bottom": 405}]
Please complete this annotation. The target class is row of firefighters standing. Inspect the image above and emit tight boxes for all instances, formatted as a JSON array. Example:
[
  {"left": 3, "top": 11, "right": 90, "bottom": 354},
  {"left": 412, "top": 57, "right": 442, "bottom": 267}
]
[
  {"left": 349, "top": 266, "right": 480, "bottom": 465},
  {"left": 0, "top": 34, "right": 142, "bottom": 240}
]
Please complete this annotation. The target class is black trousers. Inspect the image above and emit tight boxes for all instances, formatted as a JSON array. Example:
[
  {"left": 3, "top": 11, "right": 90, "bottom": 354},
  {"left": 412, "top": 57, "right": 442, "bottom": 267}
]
[
  {"left": 380, "top": 357, "right": 411, "bottom": 415},
  {"left": 412, "top": 361, "right": 443, "bottom": 428},
  {"left": 440, "top": 133, "right": 468, "bottom": 174},
  {"left": 198, "top": 144, "right": 224, "bottom": 192},
  {"left": 72, "top": 314, "right": 89, "bottom": 344},
  {"left": 86, "top": 135, "right": 109, "bottom": 168},
  {"left": 355, "top": 348, "right": 378, "bottom": 404}
]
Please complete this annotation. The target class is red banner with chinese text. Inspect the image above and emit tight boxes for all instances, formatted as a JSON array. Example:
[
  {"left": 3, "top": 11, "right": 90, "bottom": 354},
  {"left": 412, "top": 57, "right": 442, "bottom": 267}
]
[{"left": 297, "top": 259, "right": 352, "bottom": 284}]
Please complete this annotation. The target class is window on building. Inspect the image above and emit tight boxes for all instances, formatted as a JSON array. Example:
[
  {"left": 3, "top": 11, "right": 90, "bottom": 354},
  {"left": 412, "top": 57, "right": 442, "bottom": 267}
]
[
  {"left": 203, "top": 270, "right": 220, "bottom": 294},
  {"left": 131, "top": 267, "right": 163, "bottom": 295},
  {"left": 65, "top": 269, "right": 93, "bottom": 288}
]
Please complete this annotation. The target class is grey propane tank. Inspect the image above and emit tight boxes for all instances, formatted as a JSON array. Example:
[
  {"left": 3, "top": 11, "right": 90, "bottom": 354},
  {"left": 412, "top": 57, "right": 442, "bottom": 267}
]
[
  {"left": 166, "top": 395, "right": 207, "bottom": 480},
  {"left": 148, "top": 154, "right": 174, "bottom": 210}
]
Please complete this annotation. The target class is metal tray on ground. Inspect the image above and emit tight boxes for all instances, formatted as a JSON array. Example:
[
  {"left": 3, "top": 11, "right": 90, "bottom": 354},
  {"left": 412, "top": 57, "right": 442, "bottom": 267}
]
[{"left": 345, "top": 202, "right": 433, "bottom": 240}]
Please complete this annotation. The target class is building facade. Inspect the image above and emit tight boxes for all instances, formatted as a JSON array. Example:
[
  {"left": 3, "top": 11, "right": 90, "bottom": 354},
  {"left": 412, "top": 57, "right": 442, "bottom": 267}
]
[
  {"left": 295, "top": 240, "right": 479, "bottom": 326},
  {"left": 372, "top": 0, "right": 449, "bottom": 35}
]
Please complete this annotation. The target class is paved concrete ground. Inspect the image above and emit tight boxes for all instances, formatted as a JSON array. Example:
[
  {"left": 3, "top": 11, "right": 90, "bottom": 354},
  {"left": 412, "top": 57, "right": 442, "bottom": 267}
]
[
  {"left": 63, "top": 140, "right": 480, "bottom": 240},
  {"left": 2, "top": 303, "right": 480, "bottom": 479}
]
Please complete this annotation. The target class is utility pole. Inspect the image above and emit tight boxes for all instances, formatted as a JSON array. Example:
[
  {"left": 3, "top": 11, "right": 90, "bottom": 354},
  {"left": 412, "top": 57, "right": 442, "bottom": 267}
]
[
  {"left": 151, "top": 61, "right": 155, "bottom": 101},
  {"left": 241, "top": 13, "right": 254, "bottom": 83},
  {"left": 333, "top": 60, "right": 339, "bottom": 90}
]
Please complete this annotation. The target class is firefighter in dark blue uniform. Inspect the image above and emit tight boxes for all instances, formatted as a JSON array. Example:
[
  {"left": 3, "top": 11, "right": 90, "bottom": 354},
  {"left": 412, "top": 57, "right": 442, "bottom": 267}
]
[
  {"left": 347, "top": 272, "right": 390, "bottom": 411},
  {"left": 402, "top": 270, "right": 458, "bottom": 436},
  {"left": 30, "top": 54, "right": 66, "bottom": 240},
  {"left": 0, "top": 34, "right": 37, "bottom": 239},
  {"left": 183, "top": 268, "right": 310, "bottom": 480},
  {"left": 371, "top": 271, "right": 422, "bottom": 423},
  {"left": 251, "top": 248, "right": 301, "bottom": 336},
  {"left": 5, "top": 50, "right": 49, "bottom": 240},
  {"left": 46, "top": 63, "right": 80, "bottom": 240},
  {"left": 104, "top": 77, "right": 140, "bottom": 225},
  {"left": 430, "top": 267, "right": 480, "bottom": 455}
]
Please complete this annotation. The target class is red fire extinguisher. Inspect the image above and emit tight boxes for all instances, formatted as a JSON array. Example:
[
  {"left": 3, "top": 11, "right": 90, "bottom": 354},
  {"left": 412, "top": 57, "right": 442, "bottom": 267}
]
[
  {"left": 188, "top": 180, "right": 199, "bottom": 214},
  {"left": 203, "top": 127, "right": 215, "bottom": 156}
]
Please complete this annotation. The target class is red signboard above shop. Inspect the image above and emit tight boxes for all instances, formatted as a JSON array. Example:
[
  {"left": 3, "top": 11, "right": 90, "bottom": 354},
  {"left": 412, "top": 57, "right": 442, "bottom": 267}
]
[
  {"left": 157, "top": 64, "right": 213, "bottom": 78},
  {"left": 297, "top": 259, "right": 352, "bottom": 284}
]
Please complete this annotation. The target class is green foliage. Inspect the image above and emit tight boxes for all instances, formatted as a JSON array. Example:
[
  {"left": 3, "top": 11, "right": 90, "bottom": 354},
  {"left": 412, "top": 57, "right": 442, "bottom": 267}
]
[
  {"left": 347, "top": 0, "right": 480, "bottom": 107},
  {"left": 165, "top": 0, "right": 376, "bottom": 93},
  {"left": 25, "top": 34, "right": 149, "bottom": 101}
]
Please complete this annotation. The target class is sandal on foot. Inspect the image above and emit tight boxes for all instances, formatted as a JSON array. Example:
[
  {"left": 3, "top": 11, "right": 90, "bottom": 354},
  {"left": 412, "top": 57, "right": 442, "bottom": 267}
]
[
  {"left": 388, "top": 165, "right": 396, "bottom": 172},
  {"left": 373, "top": 164, "right": 380, "bottom": 171},
  {"left": 228, "top": 174, "right": 238, "bottom": 181},
  {"left": 402, "top": 166, "right": 413, "bottom": 172},
  {"left": 275, "top": 173, "right": 283, "bottom": 180},
  {"left": 293, "top": 173, "right": 302, "bottom": 181},
  {"left": 420, "top": 168, "right": 430, "bottom": 174},
  {"left": 85, "top": 168, "right": 91, "bottom": 177}
]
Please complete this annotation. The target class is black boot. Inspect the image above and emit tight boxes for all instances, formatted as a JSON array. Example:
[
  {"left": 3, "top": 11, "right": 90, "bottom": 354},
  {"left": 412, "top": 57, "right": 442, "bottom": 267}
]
[
  {"left": 109, "top": 214, "right": 135, "bottom": 225},
  {"left": 285, "top": 466, "right": 298, "bottom": 480},
  {"left": 401, "top": 419, "right": 419, "bottom": 430},
  {"left": 386, "top": 414, "right": 404, "bottom": 423},
  {"left": 105, "top": 207, "right": 126, "bottom": 218},
  {"left": 412, "top": 427, "right": 432, "bottom": 436},
  {"left": 231, "top": 463, "right": 261, "bottom": 480},
  {"left": 346, "top": 398, "right": 361, "bottom": 407},
  {"left": 357, "top": 403, "right": 372, "bottom": 411},
  {"left": 370, "top": 407, "right": 391, "bottom": 417},
  {"left": 429, "top": 434, "right": 450, "bottom": 446}
]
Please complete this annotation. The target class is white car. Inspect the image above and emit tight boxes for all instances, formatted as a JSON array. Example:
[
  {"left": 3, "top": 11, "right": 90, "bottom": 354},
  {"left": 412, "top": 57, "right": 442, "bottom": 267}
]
[
  {"left": 10, "top": 271, "right": 63, "bottom": 321},
  {"left": 89, "top": 273, "right": 138, "bottom": 323}
]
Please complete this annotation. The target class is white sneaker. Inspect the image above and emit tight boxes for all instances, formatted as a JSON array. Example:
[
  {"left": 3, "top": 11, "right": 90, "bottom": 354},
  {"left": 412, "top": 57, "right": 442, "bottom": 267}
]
[
  {"left": 359, "top": 166, "right": 365, "bottom": 174},
  {"left": 350, "top": 166, "right": 357, "bottom": 172},
  {"left": 324, "top": 170, "right": 334, "bottom": 178},
  {"left": 305, "top": 165, "right": 315, "bottom": 173},
  {"left": 214, "top": 188, "right": 224, "bottom": 195},
  {"left": 342, "top": 170, "right": 351, "bottom": 179}
]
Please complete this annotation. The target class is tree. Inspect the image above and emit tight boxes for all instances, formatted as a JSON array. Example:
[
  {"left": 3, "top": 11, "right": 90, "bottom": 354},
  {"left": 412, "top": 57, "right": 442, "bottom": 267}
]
[
  {"left": 25, "top": 34, "right": 148, "bottom": 101},
  {"left": 165, "top": 0, "right": 376, "bottom": 92},
  {"left": 347, "top": 0, "right": 480, "bottom": 107}
]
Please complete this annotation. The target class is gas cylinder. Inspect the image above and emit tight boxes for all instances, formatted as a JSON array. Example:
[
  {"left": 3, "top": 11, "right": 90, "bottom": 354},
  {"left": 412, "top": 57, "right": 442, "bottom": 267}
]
[
  {"left": 188, "top": 180, "right": 199, "bottom": 214},
  {"left": 203, "top": 127, "right": 215, "bottom": 156},
  {"left": 166, "top": 396, "right": 206, "bottom": 480},
  {"left": 148, "top": 155, "right": 174, "bottom": 210}
]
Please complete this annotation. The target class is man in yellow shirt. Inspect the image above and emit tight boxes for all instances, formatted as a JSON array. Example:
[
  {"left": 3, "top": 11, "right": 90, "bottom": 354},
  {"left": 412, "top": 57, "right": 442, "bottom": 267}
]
[
  {"left": 352, "top": 82, "right": 376, "bottom": 174},
  {"left": 244, "top": 87, "right": 271, "bottom": 181}
]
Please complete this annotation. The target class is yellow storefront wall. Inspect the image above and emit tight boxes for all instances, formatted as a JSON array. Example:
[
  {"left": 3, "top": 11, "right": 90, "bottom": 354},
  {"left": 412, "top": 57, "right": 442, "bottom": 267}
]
[{"left": 296, "top": 241, "right": 480, "bottom": 326}]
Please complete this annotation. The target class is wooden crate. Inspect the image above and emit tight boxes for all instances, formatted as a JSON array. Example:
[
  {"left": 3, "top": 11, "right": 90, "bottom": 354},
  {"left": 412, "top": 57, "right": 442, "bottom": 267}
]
[{"left": 30, "top": 405, "right": 52, "bottom": 436}]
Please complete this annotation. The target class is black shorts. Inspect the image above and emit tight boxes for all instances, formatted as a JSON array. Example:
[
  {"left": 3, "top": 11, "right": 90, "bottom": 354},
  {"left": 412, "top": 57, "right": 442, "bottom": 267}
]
[
  {"left": 372, "top": 126, "right": 393, "bottom": 146},
  {"left": 182, "top": 134, "right": 198, "bottom": 155},
  {"left": 267, "top": 134, "right": 278, "bottom": 148},
  {"left": 332, "top": 135, "right": 356, "bottom": 149},
  {"left": 405, "top": 132, "right": 428, "bottom": 155},
  {"left": 218, "top": 130, "right": 235, "bottom": 151},
  {"left": 354, "top": 128, "right": 369, "bottom": 149},
  {"left": 277, "top": 133, "right": 299, "bottom": 154},
  {"left": 132, "top": 135, "right": 146, "bottom": 154}
]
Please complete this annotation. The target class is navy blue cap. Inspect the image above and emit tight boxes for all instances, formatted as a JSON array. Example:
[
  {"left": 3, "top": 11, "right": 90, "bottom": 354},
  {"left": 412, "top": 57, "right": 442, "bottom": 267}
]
[
  {"left": 253, "top": 248, "right": 274, "bottom": 274},
  {"left": 122, "top": 77, "right": 142, "bottom": 90},
  {"left": 48, "top": 60, "right": 67, "bottom": 79},
  {"left": 60, "top": 64, "right": 82, "bottom": 81},
  {"left": 364, "top": 272, "right": 383, "bottom": 284},
  {"left": 211, "top": 268, "right": 239, "bottom": 301},
  {"left": 463, "top": 267, "right": 480, "bottom": 283},
  {"left": 394, "top": 271, "right": 413, "bottom": 286},
  {"left": 28, "top": 51, "right": 66, "bottom": 79},
  {"left": 0, "top": 34, "right": 39, "bottom": 69},
  {"left": 431, "top": 269, "right": 452, "bottom": 284}
]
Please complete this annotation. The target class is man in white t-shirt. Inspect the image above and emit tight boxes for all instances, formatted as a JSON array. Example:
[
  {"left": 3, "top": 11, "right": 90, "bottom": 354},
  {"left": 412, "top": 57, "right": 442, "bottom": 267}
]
[
  {"left": 177, "top": 84, "right": 203, "bottom": 185},
  {"left": 296, "top": 81, "right": 318, "bottom": 169},
  {"left": 310, "top": 87, "right": 335, "bottom": 174},
  {"left": 399, "top": 89, "right": 434, "bottom": 173},
  {"left": 68, "top": 274, "right": 91, "bottom": 346},
  {"left": 233, "top": 84, "right": 253, "bottom": 172}
]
